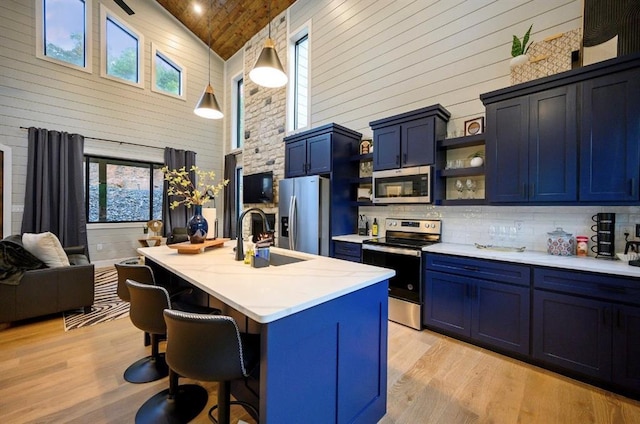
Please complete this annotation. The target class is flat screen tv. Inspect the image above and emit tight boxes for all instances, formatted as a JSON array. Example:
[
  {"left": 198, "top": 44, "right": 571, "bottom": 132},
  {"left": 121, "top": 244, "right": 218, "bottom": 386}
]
[{"left": 243, "top": 171, "right": 274, "bottom": 204}]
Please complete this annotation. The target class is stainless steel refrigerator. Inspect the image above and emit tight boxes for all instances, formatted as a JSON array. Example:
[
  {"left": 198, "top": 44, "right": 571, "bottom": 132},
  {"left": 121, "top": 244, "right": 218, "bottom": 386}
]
[{"left": 278, "top": 175, "right": 330, "bottom": 256}]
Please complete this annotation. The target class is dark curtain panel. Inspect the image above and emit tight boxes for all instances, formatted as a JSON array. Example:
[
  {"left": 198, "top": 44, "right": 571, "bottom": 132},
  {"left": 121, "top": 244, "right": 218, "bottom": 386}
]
[
  {"left": 223, "top": 153, "right": 237, "bottom": 239},
  {"left": 162, "top": 147, "right": 196, "bottom": 236},
  {"left": 21, "top": 127, "right": 88, "bottom": 251}
]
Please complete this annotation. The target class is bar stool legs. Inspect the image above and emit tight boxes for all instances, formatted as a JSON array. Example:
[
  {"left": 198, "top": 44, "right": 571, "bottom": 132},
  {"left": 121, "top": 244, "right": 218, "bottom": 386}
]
[
  {"left": 135, "top": 370, "right": 208, "bottom": 424},
  {"left": 124, "top": 333, "right": 169, "bottom": 383},
  {"left": 208, "top": 381, "right": 259, "bottom": 424}
]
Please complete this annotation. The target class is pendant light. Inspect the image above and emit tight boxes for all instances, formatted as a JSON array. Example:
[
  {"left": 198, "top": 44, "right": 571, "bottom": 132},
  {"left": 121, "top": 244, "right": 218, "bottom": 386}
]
[
  {"left": 194, "top": 0, "right": 223, "bottom": 119},
  {"left": 249, "top": 1, "right": 288, "bottom": 88}
]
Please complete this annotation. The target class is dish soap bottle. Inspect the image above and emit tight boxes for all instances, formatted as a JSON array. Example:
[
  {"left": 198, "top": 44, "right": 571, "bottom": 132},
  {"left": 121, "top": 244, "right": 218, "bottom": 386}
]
[{"left": 372, "top": 218, "right": 379, "bottom": 236}]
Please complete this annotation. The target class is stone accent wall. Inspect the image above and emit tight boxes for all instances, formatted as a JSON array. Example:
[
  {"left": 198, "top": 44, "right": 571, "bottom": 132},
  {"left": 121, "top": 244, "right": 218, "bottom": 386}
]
[{"left": 240, "top": 12, "right": 288, "bottom": 240}]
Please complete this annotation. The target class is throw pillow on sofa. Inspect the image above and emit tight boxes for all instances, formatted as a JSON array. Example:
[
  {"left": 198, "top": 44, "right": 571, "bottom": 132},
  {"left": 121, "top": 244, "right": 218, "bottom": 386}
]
[{"left": 22, "top": 232, "right": 70, "bottom": 268}]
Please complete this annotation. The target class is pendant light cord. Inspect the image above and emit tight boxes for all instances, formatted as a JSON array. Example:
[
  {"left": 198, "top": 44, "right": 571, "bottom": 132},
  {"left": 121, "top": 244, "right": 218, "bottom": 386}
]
[
  {"left": 268, "top": 0, "right": 271, "bottom": 38},
  {"left": 207, "top": 0, "right": 212, "bottom": 84}
]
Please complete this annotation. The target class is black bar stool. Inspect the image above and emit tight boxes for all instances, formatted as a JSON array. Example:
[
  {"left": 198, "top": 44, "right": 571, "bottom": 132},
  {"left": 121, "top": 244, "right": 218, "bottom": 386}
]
[{"left": 134, "top": 309, "right": 260, "bottom": 424}]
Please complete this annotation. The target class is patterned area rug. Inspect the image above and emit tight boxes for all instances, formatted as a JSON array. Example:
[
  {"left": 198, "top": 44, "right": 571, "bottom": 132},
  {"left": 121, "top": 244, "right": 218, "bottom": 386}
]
[{"left": 63, "top": 267, "right": 129, "bottom": 331}]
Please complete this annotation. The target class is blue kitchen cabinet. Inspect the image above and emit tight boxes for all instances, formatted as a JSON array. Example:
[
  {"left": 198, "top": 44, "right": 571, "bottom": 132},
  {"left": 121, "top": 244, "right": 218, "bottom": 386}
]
[
  {"left": 424, "top": 254, "right": 530, "bottom": 355},
  {"left": 370, "top": 105, "right": 449, "bottom": 171},
  {"left": 485, "top": 85, "right": 577, "bottom": 203},
  {"left": 533, "top": 267, "right": 640, "bottom": 393},
  {"left": 613, "top": 304, "right": 640, "bottom": 391},
  {"left": 284, "top": 133, "right": 331, "bottom": 178},
  {"left": 533, "top": 290, "right": 612, "bottom": 380},
  {"left": 579, "top": 69, "right": 640, "bottom": 202},
  {"left": 332, "top": 241, "right": 362, "bottom": 263}
]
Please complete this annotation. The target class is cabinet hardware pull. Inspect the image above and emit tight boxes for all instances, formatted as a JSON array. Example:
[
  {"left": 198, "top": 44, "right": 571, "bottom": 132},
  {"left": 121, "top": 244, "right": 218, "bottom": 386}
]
[
  {"left": 463, "top": 266, "right": 479, "bottom": 271},
  {"left": 403, "top": 153, "right": 407, "bottom": 164},
  {"left": 603, "top": 308, "right": 611, "bottom": 325},
  {"left": 396, "top": 155, "right": 400, "bottom": 165},
  {"left": 617, "top": 309, "right": 623, "bottom": 328},
  {"left": 473, "top": 285, "right": 478, "bottom": 299},
  {"left": 631, "top": 178, "right": 637, "bottom": 197},
  {"left": 530, "top": 183, "right": 535, "bottom": 198},
  {"left": 597, "top": 284, "right": 626, "bottom": 294},
  {"left": 522, "top": 184, "right": 527, "bottom": 198}
]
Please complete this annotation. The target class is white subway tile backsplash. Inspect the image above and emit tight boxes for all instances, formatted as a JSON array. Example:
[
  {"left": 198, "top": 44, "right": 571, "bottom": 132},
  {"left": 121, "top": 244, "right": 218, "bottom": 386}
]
[{"left": 358, "top": 205, "right": 639, "bottom": 256}]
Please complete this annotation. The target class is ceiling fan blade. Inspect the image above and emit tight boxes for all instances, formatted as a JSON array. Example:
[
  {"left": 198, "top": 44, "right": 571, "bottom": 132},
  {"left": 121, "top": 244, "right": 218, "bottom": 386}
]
[{"left": 113, "top": 0, "right": 134, "bottom": 15}]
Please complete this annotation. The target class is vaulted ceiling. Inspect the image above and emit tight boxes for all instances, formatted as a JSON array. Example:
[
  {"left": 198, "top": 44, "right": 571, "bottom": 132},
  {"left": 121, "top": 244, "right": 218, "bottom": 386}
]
[{"left": 154, "top": 0, "right": 297, "bottom": 60}]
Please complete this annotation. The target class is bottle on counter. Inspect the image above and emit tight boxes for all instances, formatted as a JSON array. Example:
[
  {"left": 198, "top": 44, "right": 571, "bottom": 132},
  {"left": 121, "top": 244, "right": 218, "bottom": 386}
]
[{"left": 372, "top": 218, "right": 379, "bottom": 236}]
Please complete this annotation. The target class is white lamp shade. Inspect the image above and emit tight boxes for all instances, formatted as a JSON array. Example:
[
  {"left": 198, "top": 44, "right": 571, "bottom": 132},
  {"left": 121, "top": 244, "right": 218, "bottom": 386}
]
[
  {"left": 249, "top": 38, "right": 288, "bottom": 88},
  {"left": 194, "top": 84, "right": 224, "bottom": 119}
]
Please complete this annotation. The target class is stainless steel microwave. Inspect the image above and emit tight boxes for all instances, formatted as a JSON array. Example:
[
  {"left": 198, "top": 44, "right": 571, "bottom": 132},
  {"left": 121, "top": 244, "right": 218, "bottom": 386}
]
[{"left": 372, "top": 166, "right": 431, "bottom": 204}]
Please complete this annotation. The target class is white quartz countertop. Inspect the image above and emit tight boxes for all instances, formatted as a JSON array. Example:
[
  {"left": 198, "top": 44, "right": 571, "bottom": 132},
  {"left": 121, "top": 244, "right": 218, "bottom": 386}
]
[
  {"left": 138, "top": 242, "right": 395, "bottom": 324},
  {"left": 332, "top": 234, "right": 376, "bottom": 243},
  {"left": 423, "top": 243, "right": 640, "bottom": 279}
]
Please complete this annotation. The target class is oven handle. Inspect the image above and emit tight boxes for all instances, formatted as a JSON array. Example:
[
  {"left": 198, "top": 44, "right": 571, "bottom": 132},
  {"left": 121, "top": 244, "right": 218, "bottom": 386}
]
[{"left": 362, "top": 244, "right": 421, "bottom": 257}]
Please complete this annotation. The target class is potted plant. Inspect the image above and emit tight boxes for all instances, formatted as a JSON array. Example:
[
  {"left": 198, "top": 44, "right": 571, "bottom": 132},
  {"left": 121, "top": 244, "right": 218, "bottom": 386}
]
[
  {"left": 468, "top": 151, "right": 484, "bottom": 167},
  {"left": 510, "top": 24, "right": 533, "bottom": 67},
  {"left": 162, "top": 165, "right": 228, "bottom": 243}
]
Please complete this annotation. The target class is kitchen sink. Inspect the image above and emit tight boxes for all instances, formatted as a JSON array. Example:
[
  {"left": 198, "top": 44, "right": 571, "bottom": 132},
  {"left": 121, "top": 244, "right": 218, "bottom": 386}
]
[{"left": 269, "top": 252, "right": 308, "bottom": 266}]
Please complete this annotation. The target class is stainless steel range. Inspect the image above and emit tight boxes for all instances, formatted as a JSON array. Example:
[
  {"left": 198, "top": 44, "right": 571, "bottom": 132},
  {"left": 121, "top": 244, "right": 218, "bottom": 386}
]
[{"left": 362, "top": 218, "right": 441, "bottom": 330}]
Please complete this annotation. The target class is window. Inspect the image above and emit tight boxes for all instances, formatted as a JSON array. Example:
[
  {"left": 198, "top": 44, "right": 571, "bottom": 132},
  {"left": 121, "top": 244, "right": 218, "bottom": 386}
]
[
  {"left": 294, "top": 35, "right": 309, "bottom": 130},
  {"left": 36, "top": 0, "right": 92, "bottom": 72},
  {"left": 232, "top": 75, "right": 244, "bottom": 149},
  {"left": 288, "top": 23, "right": 311, "bottom": 132},
  {"left": 100, "top": 5, "right": 144, "bottom": 87},
  {"left": 151, "top": 44, "right": 186, "bottom": 99},
  {"left": 85, "top": 156, "right": 163, "bottom": 223},
  {"left": 236, "top": 166, "right": 243, "bottom": 216}
]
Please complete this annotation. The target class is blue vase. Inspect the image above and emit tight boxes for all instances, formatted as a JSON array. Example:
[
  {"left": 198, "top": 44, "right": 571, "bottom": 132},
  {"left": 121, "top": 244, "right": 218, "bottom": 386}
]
[{"left": 187, "top": 205, "right": 208, "bottom": 244}]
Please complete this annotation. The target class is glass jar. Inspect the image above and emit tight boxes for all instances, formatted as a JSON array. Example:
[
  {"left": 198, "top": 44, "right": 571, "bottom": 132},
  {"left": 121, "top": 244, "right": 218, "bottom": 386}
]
[{"left": 546, "top": 227, "right": 575, "bottom": 256}]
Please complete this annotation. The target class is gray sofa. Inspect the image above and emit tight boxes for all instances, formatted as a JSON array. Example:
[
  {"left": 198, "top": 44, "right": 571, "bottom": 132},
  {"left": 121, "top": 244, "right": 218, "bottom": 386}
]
[{"left": 0, "top": 239, "right": 94, "bottom": 324}]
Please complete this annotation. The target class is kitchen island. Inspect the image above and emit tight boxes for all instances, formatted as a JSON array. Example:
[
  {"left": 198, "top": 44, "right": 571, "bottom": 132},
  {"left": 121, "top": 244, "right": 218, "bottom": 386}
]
[{"left": 138, "top": 242, "right": 395, "bottom": 423}]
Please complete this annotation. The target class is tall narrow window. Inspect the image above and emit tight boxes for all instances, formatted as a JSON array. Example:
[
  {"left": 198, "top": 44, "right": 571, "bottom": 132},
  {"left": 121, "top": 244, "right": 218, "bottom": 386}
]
[
  {"left": 37, "top": 0, "right": 92, "bottom": 72},
  {"left": 100, "top": 5, "right": 144, "bottom": 87},
  {"left": 233, "top": 77, "right": 244, "bottom": 149},
  {"left": 294, "top": 34, "right": 309, "bottom": 130},
  {"left": 288, "top": 24, "right": 310, "bottom": 132},
  {"left": 151, "top": 44, "right": 186, "bottom": 99}
]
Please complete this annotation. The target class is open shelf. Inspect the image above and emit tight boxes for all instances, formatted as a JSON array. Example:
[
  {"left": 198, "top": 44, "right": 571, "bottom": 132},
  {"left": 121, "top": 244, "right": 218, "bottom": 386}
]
[
  {"left": 438, "top": 133, "right": 485, "bottom": 149},
  {"left": 440, "top": 166, "right": 485, "bottom": 178}
]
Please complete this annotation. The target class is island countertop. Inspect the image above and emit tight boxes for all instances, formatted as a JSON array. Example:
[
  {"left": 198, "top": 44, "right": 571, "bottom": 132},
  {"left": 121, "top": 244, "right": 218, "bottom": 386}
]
[{"left": 137, "top": 242, "right": 395, "bottom": 324}]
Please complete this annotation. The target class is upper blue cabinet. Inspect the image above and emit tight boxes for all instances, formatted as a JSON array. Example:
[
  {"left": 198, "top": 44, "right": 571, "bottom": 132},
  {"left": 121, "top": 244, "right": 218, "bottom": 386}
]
[
  {"left": 369, "top": 105, "right": 450, "bottom": 171},
  {"left": 481, "top": 53, "right": 640, "bottom": 205}
]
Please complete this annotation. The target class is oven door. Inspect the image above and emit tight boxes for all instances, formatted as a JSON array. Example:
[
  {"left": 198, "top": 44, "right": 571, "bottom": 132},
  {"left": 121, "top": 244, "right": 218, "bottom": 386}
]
[{"left": 362, "top": 245, "right": 422, "bottom": 303}]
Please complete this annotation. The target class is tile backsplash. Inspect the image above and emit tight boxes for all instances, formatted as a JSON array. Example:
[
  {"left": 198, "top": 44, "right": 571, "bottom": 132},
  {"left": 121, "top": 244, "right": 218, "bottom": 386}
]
[{"left": 358, "top": 205, "right": 640, "bottom": 255}]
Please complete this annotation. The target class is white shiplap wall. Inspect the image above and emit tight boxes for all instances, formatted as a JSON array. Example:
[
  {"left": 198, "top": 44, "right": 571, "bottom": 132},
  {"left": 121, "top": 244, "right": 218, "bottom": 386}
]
[
  {"left": 288, "top": 0, "right": 582, "bottom": 137},
  {"left": 0, "top": 0, "right": 225, "bottom": 262}
]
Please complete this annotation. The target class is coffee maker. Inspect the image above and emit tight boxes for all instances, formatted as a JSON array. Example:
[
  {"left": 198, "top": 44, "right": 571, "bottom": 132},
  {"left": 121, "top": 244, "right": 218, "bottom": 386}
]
[{"left": 591, "top": 213, "right": 615, "bottom": 258}]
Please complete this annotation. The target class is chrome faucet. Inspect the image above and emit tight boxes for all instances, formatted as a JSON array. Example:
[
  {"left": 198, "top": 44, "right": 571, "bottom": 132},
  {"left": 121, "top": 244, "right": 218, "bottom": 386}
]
[{"left": 235, "top": 207, "right": 271, "bottom": 261}]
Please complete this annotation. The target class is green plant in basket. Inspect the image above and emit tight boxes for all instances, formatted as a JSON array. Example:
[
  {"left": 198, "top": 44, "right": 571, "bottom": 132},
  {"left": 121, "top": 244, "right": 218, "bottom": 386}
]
[{"left": 511, "top": 24, "right": 533, "bottom": 57}]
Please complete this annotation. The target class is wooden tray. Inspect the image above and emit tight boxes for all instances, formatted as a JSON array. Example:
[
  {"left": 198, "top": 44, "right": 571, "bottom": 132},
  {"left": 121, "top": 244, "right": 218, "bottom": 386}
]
[{"left": 168, "top": 238, "right": 230, "bottom": 254}]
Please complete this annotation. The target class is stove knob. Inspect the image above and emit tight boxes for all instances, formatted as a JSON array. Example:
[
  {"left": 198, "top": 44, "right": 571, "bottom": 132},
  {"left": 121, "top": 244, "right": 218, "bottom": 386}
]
[
  {"left": 407, "top": 284, "right": 414, "bottom": 291},
  {"left": 431, "top": 223, "right": 436, "bottom": 228}
]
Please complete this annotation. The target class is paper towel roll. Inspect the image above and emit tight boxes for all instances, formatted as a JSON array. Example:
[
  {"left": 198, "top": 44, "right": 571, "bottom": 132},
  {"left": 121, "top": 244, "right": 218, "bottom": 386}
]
[{"left": 202, "top": 207, "right": 217, "bottom": 239}]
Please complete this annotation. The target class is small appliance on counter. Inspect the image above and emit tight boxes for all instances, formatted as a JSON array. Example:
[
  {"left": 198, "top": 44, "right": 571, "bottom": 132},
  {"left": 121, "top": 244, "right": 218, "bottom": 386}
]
[
  {"left": 590, "top": 213, "right": 615, "bottom": 259},
  {"left": 622, "top": 228, "right": 640, "bottom": 267}
]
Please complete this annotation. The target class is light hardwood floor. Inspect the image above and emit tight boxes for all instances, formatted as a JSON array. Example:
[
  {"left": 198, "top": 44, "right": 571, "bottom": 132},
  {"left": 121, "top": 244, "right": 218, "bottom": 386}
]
[{"left": 1, "top": 315, "right": 639, "bottom": 423}]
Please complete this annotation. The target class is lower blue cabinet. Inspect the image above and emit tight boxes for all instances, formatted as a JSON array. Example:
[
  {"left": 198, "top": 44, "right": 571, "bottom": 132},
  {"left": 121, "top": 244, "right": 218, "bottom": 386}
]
[
  {"left": 332, "top": 241, "right": 362, "bottom": 263},
  {"left": 533, "top": 290, "right": 612, "bottom": 380},
  {"left": 533, "top": 267, "right": 640, "bottom": 394},
  {"left": 424, "top": 266, "right": 530, "bottom": 356}
]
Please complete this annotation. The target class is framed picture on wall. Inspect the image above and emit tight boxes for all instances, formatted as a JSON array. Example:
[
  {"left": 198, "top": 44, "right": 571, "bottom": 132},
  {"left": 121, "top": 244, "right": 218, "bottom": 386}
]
[{"left": 464, "top": 117, "right": 484, "bottom": 136}]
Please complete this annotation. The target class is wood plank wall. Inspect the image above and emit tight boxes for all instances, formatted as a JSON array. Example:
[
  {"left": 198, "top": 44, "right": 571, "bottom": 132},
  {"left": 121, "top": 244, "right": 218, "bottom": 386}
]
[
  {"left": 286, "top": 0, "right": 583, "bottom": 137},
  {"left": 0, "top": 0, "right": 225, "bottom": 261}
]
